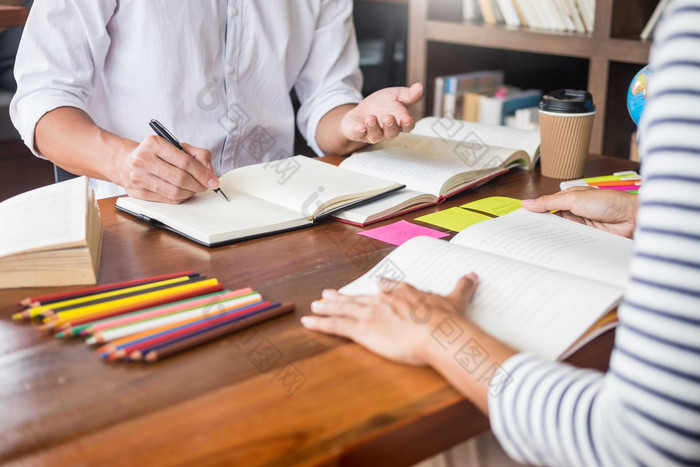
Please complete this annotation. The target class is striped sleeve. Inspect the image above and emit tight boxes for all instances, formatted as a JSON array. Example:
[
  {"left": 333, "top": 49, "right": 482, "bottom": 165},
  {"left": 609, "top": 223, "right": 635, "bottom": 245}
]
[{"left": 488, "top": 1, "right": 700, "bottom": 465}]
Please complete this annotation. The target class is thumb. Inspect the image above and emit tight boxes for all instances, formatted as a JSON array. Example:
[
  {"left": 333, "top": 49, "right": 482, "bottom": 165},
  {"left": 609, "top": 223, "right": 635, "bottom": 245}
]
[
  {"left": 521, "top": 192, "right": 572, "bottom": 213},
  {"left": 447, "top": 273, "right": 479, "bottom": 307},
  {"left": 521, "top": 187, "right": 595, "bottom": 213},
  {"left": 397, "top": 83, "right": 424, "bottom": 106}
]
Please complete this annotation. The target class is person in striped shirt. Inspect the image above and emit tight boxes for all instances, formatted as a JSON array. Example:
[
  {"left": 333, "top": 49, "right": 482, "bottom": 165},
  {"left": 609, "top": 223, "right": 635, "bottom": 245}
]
[{"left": 301, "top": 0, "right": 700, "bottom": 464}]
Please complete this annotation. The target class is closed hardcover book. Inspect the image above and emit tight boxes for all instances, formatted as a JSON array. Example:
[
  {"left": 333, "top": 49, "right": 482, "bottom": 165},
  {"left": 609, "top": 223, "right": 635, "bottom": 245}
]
[{"left": 0, "top": 176, "right": 103, "bottom": 288}]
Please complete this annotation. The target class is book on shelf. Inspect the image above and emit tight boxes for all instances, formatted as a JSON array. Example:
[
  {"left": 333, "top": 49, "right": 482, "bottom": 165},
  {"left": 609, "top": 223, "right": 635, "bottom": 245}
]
[
  {"left": 462, "top": 0, "right": 483, "bottom": 21},
  {"left": 434, "top": 70, "right": 505, "bottom": 119},
  {"left": 640, "top": 0, "right": 671, "bottom": 40},
  {"left": 467, "top": 0, "right": 595, "bottom": 33},
  {"left": 0, "top": 176, "right": 103, "bottom": 289},
  {"left": 115, "top": 156, "right": 404, "bottom": 247},
  {"left": 505, "top": 107, "right": 540, "bottom": 131},
  {"left": 340, "top": 208, "right": 632, "bottom": 360},
  {"left": 478, "top": 0, "right": 499, "bottom": 24},
  {"left": 432, "top": 71, "right": 539, "bottom": 127},
  {"left": 332, "top": 117, "right": 540, "bottom": 226},
  {"left": 496, "top": 0, "right": 522, "bottom": 27},
  {"left": 478, "top": 87, "right": 542, "bottom": 126}
]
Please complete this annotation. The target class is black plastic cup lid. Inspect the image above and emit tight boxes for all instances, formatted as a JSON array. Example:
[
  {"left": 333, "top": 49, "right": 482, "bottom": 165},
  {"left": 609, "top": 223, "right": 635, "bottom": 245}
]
[{"left": 538, "top": 89, "right": 596, "bottom": 113}]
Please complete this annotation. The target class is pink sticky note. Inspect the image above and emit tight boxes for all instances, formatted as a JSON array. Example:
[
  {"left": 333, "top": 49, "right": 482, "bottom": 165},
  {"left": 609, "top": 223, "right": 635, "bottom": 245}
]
[{"left": 357, "top": 220, "right": 449, "bottom": 246}]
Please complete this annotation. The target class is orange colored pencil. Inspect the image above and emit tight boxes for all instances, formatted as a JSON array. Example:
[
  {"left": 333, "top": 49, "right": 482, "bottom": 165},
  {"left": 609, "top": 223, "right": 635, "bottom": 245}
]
[
  {"left": 16, "top": 270, "right": 195, "bottom": 308},
  {"left": 81, "top": 287, "right": 253, "bottom": 336},
  {"left": 98, "top": 298, "right": 265, "bottom": 358},
  {"left": 39, "top": 280, "right": 222, "bottom": 331}
]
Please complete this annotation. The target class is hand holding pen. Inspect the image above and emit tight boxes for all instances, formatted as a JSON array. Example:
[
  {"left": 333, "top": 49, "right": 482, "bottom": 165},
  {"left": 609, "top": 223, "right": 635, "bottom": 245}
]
[{"left": 147, "top": 119, "right": 229, "bottom": 202}]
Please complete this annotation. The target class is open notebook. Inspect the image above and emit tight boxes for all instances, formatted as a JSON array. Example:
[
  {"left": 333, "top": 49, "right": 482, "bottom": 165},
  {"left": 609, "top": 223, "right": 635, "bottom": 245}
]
[
  {"left": 115, "top": 156, "right": 403, "bottom": 247},
  {"left": 340, "top": 209, "right": 632, "bottom": 361},
  {"left": 333, "top": 117, "right": 541, "bottom": 226}
]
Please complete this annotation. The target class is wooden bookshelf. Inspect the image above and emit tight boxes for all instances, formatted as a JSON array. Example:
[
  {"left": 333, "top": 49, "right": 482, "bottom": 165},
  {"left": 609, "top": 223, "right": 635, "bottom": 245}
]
[
  {"left": 0, "top": 5, "right": 28, "bottom": 28},
  {"left": 407, "top": 0, "right": 659, "bottom": 158}
]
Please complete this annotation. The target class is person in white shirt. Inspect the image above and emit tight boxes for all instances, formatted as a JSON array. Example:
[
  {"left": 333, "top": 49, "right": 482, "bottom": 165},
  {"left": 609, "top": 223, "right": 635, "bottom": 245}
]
[
  {"left": 302, "top": 1, "right": 700, "bottom": 465},
  {"left": 11, "top": 1, "right": 422, "bottom": 202}
]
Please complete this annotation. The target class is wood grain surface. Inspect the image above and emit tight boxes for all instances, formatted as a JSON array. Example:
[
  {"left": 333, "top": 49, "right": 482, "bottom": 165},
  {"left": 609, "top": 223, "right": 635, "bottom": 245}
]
[{"left": 0, "top": 154, "right": 638, "bottom": 466}]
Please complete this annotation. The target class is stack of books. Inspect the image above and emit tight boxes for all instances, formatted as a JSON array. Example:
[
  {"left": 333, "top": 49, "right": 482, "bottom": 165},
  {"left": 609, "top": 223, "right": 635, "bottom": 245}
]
[
  {"left": 13, "top": 271, "right": 294, "bottom": 362},
  {"left": 433, "top": 70, "right": 542, "bottom": 130},
  {"left": 463, "top": 0, "right": 596, "bottom": 34},
  {"left": 0, "top": 176, "right": 103, "bottom": 289}
]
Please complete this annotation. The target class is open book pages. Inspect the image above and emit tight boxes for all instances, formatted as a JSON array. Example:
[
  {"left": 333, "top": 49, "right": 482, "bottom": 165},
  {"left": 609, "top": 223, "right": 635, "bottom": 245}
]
[
  {"left": 0, "top": 176, "right": 103, "bottom": 288},
  {"left": 411, "top": 117, "right": 540, "bottom": 164},
  {"left": 115, "top": 156, "right": 402, "bottom": 246},
  {"left": 340, "top": 132, "right": 532, "bottom": 198},
  {"left": 339, "top": 210, "right": 633, "bottom": 360},
  {"left": 332, "top": 117, "right": 540, "bottom": 225}
]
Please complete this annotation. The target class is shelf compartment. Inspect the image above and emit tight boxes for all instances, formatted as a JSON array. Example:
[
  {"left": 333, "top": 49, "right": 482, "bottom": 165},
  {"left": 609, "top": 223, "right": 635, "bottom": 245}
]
[{"left": 425, "top": 20, "right": 594, "bottom": 59}]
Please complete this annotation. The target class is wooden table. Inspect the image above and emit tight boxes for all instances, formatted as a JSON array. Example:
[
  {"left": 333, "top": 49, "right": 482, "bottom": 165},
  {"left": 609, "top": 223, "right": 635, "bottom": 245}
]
[{"left": 0, "top": 154, "right": 638, "bottom": 466}]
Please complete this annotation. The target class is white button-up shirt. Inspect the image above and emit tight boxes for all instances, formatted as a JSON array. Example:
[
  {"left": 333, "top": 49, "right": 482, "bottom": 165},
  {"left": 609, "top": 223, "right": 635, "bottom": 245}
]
[{"left": 10, "top": 0, "right": 364, "bottom": 199}]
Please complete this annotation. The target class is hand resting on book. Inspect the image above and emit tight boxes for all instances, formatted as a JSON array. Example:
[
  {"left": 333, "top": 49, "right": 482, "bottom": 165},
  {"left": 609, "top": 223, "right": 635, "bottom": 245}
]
[
  {"left": 521, "top": 186, "right": 638, "bottom": 238},
  {"left": 302, "top": 272, "right": 517, "bottom": 413}
]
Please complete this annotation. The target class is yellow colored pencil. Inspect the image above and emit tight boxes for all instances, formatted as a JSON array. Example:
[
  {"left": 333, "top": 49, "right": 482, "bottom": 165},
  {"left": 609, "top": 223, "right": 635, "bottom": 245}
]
[
  {"left": 40, "top": 279, "right": 221, "bottom": 330},
  {"left": 21, "top": 275, "right": 195, "bottom": 319}
]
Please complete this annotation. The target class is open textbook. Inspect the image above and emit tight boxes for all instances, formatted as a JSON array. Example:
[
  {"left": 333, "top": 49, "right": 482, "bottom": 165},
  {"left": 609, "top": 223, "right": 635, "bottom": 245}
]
[
  {"left": 333, "top": 117, "right": 541, "bottom": 226},
  {"left": 115, "top": 156, "right": 403, "bottom": 247},
  {"left": 340, "top": 209, "right": 633, "bottom": 360},
  {"left": 0, "top": 176, "right": 103, "bottom": 288}
]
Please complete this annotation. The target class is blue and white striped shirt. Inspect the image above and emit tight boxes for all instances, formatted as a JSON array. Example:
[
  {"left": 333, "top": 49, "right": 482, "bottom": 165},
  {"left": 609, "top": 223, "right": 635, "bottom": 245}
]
[{"left": 489, "top": 1, "right": 700, "bottom": 465}]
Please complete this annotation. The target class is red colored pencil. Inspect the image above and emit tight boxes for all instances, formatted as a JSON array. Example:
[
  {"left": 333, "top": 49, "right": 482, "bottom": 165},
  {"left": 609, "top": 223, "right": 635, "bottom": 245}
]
[
  {"left": 39, "top": 282, "right": 224, "bottom": 331},
  {"left": 17, "top": 270, "right": 195, "bottom": 308},
  {"left": 140, "top": 303, "right": 295, "bottom": 362},
  {"left": 106, "top": 301, "right": 275, "bottom": 361}
]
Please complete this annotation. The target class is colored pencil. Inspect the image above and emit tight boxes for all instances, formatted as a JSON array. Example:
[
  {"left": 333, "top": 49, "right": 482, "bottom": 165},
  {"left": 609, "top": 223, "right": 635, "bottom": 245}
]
[
  {"left": 560, "top": 172, "right": 641, "bottom": 190},
  {"left": 100, "top": 300, "right": 273, "bottom": 360},
  {"left": 55, "top": 289, "right": 236, "bottom": 338},
  {"left": 118, "top": 301, "right": 277, "bottom": 361},
  {"left": 47, "top": 282, "right": 226, "bottom": 332},
  {"left": 593, "top": 185, "right": 641, "bottom": 191},
  {"left": 74, "top": 288, "right": 251, "bottom": 337},
  {"left": 140, "top": 303, "right": 295, "bottom": 362},
  {"left": 17, "top": 274, "right": 200, "bottom": 320},
  {"left": 85, "top": 292, "right": 262, "bottom": 344},
  {"left": 16, "top": 270, "right": 195, "bottom": 309},
  {"left": 582, "top": 180, "right": 641, "bottom": 187},
  {"left": 39, "top": 279, "right": 223, "bottom": 330}
]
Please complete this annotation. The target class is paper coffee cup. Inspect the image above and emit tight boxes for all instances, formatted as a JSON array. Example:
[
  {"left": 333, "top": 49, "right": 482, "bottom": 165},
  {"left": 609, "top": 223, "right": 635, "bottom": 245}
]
[{"left": 538, "top": 90, "right": 596, "bottom": 179}]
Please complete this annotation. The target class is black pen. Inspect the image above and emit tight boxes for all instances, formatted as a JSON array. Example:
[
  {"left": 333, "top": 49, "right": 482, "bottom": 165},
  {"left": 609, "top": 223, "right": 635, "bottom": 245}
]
[{"left": 149, "top": 119, "right": 230, "bottom": 202}]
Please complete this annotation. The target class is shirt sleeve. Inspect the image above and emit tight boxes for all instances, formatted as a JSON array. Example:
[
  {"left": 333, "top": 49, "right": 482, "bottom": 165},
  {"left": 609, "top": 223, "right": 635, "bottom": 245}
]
[
  {"left": 9, "top": 0, "right": 117, "bottom": 157},
  {"left": 293, "top": 0, "right": 364, "bottom": 156},
  {"left": 488, "top": 1, "right": 700, "bottom": 465}
]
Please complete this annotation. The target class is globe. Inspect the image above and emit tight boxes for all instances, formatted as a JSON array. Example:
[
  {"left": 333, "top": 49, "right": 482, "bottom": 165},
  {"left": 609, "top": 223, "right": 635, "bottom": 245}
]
[{"left": 627, "top": 65, "right": 651, "bottom": 125}]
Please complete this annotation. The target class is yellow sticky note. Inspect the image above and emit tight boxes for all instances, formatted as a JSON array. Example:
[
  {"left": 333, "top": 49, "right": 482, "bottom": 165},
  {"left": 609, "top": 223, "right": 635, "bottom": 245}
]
[
  {"left": 461, "top": 196, "right": 522, "bottom": 217},
  {"left": 415, "top": 207, "right": 491, "bottom": 232}
]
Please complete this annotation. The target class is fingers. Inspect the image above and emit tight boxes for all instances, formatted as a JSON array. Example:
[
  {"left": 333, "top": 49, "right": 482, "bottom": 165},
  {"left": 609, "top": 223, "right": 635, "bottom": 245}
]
[
  {"left": 380, "top": 114, "right": 400, "bottom": 140},
  {"left": 398, "top": 83, "right": 424, "bottom": 106},
  {"left": 309, "top": 290, "right": 377, "bottom": 321},
  {"left": 365, "top": 115, "right": 382, "bottom": 144},
  {"left": 447, "top": 273, "right": 479, "bottom": 308},
  {"left": 124, "top": 173, "right": 195, "bottom": 204},
  {"left": 123, "top": 136, "right": 220, "bottom": 202},
  {"left": 148, "top": 136, "right": 219, "bottom": 191},
  {"left": 520, "top": 188, "right": 593, "bottom": 213},
  {"left": 181, "top": 142, "right": 215, "bottom": 174},
  {"left": 364, "top": 114, "right": 412, "bottom": 144},
  {"left": 301, "top": 314, "right": 359, "bottom": 339}
]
